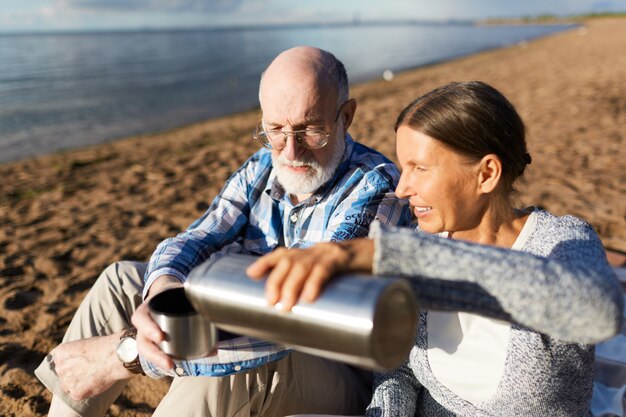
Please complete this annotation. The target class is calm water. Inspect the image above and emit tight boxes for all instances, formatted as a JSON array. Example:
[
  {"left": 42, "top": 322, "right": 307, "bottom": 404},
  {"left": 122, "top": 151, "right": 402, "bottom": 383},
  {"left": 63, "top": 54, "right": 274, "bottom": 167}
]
[{"left": 0, "top": 23, "right": 574, "bottom": 163}]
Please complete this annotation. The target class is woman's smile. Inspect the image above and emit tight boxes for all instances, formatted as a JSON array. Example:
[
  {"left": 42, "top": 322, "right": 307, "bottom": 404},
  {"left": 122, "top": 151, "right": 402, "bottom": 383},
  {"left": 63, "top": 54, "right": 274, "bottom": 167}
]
[{"left": 413, "top": 206, "right": 433, "bottom": 218}]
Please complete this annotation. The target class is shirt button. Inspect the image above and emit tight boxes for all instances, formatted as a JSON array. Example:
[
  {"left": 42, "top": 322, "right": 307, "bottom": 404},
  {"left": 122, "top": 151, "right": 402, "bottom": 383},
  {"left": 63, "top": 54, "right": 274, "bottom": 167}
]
[
  {"left": 175, "top": 366, "right": 185, "bottom": 376},
  {"left": 290, "top": 214, "right": 298, "bottom": 223},
  {"left": 234, "top": 365, "right": 242, "bottom": 372}
]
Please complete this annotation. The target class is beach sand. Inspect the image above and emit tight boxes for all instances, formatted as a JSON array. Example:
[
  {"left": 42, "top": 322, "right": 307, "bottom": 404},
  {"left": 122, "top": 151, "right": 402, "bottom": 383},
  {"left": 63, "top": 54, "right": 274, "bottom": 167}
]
[{"left": 1, "top": 17, "right": 625, "bottom": 416}]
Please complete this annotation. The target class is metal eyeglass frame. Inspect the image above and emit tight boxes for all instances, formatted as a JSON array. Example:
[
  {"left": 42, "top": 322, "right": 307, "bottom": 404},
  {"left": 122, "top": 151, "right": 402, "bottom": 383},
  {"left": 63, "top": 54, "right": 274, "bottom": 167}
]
[{"left": 253, "top": 102, "right": 346, "bottom": 150}]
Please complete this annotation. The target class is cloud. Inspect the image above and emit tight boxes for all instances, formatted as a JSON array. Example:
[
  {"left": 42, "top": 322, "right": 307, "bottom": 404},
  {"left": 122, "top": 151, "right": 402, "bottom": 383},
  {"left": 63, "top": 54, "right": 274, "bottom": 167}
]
[
  {"left": 61, "top": 0, "right": 245, "bottom": 13},
  {"left": 0, "top": 4, "right": 86, "bottom": 31},
  {"left": 591, "top": 0, "right": 626, "bottom": 11},
  {"left": 0, "top": 11, "right": 36, "bottom": 26}
]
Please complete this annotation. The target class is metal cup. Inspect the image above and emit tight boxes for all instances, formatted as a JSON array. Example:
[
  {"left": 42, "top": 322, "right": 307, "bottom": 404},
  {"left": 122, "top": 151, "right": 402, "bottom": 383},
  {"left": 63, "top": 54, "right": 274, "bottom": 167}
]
[{"left": 148, "top": 287, "right": 217, "bottom": 360}]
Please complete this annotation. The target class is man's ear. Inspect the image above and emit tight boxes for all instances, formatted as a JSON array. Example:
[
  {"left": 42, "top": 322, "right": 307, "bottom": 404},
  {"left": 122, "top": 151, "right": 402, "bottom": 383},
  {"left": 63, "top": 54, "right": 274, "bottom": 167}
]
[
  {"left": 477, "top": 154, "right": 502, "bottom": 194},
  {"left": 341, "top": 98, "right": 357, "bottom": 132}
]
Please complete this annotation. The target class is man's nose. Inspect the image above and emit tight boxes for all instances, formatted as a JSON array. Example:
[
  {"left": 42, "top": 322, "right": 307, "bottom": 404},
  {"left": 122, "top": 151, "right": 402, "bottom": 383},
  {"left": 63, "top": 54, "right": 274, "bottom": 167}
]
[{"left": 281, "top": 135, "right": 304, "bottom": 161}]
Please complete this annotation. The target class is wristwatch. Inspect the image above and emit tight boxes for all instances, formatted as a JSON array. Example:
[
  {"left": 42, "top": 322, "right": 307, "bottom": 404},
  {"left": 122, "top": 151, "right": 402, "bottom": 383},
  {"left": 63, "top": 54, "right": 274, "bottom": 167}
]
[{"left": 115, "top": 328, "right": 144, "bottom": 375}]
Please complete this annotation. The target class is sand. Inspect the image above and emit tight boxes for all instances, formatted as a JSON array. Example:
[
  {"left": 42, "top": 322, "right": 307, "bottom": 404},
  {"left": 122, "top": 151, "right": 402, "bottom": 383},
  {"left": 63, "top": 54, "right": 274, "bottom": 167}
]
[{"left": 1, "top": 17, "right": 625, "bottom": 417}]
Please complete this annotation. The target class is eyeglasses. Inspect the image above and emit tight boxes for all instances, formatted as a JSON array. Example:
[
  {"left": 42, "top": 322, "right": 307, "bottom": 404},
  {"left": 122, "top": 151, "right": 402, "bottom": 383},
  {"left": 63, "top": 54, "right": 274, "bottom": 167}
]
[{"left": 254, "top": 103, "right": 345, "bottom": 150}]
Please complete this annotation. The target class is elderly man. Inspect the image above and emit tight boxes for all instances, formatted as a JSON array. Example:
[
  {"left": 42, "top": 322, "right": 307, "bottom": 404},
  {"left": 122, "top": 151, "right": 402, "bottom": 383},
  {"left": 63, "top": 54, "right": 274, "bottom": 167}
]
[{"left": 35, "top": 46, "right": 409, "bottom": 417}]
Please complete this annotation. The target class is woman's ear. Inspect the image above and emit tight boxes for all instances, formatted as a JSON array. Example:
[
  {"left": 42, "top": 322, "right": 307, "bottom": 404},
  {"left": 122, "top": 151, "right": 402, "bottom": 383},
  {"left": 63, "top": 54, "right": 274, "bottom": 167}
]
[{"left": 477, "top": 154, "right": 502, "bottom": 194}]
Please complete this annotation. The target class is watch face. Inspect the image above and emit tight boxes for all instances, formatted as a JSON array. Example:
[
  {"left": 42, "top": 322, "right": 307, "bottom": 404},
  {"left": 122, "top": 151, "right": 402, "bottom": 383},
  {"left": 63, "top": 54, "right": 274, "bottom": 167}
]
[{"left": 116, "top": 337, "right": 138, "bottom": 363}]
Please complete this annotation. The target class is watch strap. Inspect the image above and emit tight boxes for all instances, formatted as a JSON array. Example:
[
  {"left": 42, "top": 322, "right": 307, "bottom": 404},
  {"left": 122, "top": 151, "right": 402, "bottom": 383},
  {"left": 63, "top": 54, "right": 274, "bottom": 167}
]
[{"left": 119, "top": 327, "right": 144, "bottom": 375}]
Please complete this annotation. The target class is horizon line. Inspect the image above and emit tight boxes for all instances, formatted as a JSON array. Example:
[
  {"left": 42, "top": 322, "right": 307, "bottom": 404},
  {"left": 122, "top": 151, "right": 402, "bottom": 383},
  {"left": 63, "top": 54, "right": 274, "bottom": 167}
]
[{"left": 0, "top": 14, "right": 598, "bottom": 36}]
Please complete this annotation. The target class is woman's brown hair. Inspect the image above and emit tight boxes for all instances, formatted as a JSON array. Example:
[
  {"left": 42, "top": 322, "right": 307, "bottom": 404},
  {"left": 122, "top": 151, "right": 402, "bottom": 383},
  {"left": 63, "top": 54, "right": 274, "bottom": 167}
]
[{"left": 395, "top": 81, "right": 531, "bottom": 195}]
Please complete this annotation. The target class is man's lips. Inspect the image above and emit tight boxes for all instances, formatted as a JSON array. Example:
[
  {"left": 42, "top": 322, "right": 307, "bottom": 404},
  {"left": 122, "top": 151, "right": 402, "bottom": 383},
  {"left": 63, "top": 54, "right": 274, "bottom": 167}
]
[{"left": 284, "top": 165, "right": 310, "bottom": 173}]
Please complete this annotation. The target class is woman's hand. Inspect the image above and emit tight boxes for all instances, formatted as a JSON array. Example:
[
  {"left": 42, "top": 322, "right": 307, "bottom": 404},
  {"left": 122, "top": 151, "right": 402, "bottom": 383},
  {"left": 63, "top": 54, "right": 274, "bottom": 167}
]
[{"left": 246, "top": 238, "right": 375, "bottom": 311}]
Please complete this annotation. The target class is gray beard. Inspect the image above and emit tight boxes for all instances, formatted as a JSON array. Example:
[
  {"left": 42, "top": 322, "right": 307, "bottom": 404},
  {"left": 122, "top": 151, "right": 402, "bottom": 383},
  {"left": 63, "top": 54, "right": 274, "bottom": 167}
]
[{"left": 272, "top": 136, "right": 346, "bottom": 196}]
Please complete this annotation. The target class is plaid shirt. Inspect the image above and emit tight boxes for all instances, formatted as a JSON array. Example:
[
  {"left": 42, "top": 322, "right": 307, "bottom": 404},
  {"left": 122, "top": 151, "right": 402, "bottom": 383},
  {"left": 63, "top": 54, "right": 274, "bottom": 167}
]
[{"left": 141, "top": 134, "right": 410, "bottom": 378}]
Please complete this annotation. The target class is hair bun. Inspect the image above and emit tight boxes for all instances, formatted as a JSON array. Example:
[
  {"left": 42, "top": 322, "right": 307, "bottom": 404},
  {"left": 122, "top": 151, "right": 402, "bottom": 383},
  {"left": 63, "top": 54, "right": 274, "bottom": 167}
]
[{"left": 524, "top": 153, "right": 532, "bottom": 165}]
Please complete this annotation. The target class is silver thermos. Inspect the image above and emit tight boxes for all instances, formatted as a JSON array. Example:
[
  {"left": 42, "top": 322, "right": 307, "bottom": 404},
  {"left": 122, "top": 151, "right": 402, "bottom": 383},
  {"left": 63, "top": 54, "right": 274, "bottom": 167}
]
[{"left": 184, "top": 253, "right": 417, "bottom": 371}]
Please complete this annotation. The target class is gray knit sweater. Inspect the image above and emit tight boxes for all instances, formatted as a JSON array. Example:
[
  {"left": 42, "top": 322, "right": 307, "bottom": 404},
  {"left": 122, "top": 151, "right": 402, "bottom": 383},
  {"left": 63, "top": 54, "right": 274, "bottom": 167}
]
[{"left": 365, "top": 209, "right": 623, "bottom": 417}]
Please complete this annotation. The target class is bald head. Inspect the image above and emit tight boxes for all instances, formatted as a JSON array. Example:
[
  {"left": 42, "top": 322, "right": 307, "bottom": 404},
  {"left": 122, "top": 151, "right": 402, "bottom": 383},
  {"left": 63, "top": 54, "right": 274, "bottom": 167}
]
[
  {"left": 256, "top": 47, "right": 356, "bottom": 201},
  {"left": 259, "top": 46, "right": 349, "bottom": 108}
]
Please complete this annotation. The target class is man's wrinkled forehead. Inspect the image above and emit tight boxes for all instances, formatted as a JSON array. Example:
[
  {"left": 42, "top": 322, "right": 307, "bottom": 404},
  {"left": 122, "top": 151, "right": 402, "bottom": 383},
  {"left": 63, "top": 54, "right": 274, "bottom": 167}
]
[
  {"left": 260, "top": 68, "right": 335, "bottom": 103},
  {"left": 259, "top": 79, "right": 337, "bottom": 128}
]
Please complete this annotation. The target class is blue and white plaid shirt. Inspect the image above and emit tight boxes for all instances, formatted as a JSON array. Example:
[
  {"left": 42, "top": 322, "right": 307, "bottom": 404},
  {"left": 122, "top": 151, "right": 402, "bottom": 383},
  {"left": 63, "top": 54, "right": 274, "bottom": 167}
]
[{"left": 141, "top": 134, "right": 410, "bottom": 378}]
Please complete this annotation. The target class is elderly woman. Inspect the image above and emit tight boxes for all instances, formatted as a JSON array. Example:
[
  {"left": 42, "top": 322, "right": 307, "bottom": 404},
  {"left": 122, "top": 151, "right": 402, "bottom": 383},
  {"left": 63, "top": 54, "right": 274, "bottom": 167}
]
[{"left": 247, "top": 81, "right": 623, "bottom": 416}]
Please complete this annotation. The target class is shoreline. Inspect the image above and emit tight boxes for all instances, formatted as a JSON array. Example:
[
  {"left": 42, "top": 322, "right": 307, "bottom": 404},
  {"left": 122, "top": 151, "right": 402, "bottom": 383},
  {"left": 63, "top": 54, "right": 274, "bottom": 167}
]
[
  {"left": 0, "top": 22, "right": 576, "bottom": 165},
  {"left": 1, "top": 17, "right": 625, "bottom": 417}
]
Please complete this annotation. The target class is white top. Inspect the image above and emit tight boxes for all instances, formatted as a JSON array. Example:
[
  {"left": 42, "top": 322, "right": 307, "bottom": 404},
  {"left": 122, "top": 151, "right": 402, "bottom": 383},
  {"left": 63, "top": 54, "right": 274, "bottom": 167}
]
[{"left": 426, "top": 211, "right": 537, "bottom": 404}]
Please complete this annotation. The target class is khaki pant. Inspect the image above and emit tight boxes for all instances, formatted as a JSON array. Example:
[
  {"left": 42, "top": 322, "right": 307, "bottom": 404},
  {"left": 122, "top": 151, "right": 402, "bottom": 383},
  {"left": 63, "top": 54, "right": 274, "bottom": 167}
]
[{"left": 35, "top": 261, "right": 371, "bottom": 417}]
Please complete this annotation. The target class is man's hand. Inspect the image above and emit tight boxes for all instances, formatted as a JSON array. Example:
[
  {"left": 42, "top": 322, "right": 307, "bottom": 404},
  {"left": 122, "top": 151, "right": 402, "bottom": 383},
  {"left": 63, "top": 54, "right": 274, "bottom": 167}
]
[
  {"left": 131, "top": 274, "right": 183, "bottom": 371},
  {"left": 51, "top": 332, "right": 133, "bottom": 401},
  {"left": 246, "top": 238, "right": 375, "bottom": 311}
]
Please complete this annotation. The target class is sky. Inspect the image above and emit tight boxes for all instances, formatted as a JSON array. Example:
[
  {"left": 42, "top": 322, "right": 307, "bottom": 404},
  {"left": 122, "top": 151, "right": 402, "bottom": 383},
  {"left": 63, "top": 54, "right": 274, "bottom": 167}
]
[{"left": 1, "top": 0, "right": 626, "bottom": 33}]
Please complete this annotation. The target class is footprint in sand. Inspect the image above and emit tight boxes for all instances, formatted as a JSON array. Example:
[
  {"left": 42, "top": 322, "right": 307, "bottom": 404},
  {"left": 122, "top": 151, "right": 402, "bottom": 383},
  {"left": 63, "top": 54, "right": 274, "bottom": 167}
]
[
  {"left": 45, "top": 300, "right": 66, "bottom": 315},
  {"left": 0, "top": 384, "right": 49, "bottom": 414},
  {"left": 1, "top": 383, "right": 25, "bottom": 399},
  {"left": 0, "top": 316, "right": 10, "bottom": 336},
  {"left": 0, "top": 343, "right": 45, "bottom": 372},
  {"left": 4, "top": 287, "right": 43, "bottom": 310}
]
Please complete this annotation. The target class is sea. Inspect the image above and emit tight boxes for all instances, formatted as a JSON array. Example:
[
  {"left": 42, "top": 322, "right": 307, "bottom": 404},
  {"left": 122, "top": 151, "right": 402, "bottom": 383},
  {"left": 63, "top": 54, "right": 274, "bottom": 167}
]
[{"left": 0, "top": 22, "right": 575, "bottom": 163}]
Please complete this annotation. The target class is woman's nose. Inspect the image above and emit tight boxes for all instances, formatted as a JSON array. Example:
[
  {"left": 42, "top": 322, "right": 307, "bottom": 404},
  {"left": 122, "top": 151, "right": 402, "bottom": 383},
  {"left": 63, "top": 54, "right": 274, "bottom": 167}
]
[{"left": 395, "top": 172, "right": 410, "bottom": 198}]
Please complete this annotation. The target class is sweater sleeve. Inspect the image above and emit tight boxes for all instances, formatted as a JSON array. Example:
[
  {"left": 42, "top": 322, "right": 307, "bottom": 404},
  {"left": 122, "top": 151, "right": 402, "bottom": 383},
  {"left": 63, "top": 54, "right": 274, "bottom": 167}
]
[
  {"left": 365, "top": 360, "right": 421, "bottom": 417},
  {"left": 368, "top": 213, "right": 623, "bottom": 344}
]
